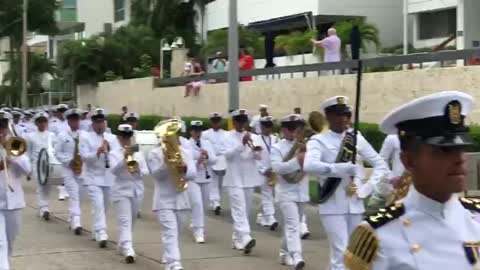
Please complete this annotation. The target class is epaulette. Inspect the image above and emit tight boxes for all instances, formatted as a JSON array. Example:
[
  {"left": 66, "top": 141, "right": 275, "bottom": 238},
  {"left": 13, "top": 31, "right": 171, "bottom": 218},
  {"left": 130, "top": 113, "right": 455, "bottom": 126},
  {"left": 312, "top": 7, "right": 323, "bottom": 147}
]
[
  {"left": 365, "top": 203, "right": 405, "bottom": 229},
  {"left": 344, "top": 224, "right": 379, "bottom": 270},
  {"left": 460, "top": 197, "right": 480, "bottom": 213}
]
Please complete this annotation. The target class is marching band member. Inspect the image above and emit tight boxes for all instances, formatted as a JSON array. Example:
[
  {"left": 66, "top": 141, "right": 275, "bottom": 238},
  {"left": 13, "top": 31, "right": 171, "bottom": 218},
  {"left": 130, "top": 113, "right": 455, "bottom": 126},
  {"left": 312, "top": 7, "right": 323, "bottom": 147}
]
[
  {"left": 54, "top": 108, "right": 87, "bottom": 235},
  {"left": 79, "top": 108, "right": 121, "bottom": 248},
  {"left": 110, "top": 124, "right": 149, "bottom": 264},
  {"left": 50, "top": 104, "right": 71, "bottom": 201},
  {"left": 187, "top": 120, "right": 217, "bottom": 243},
  {"left": 124, "top": 112, "right": 140, "bottom": 130},
  {"left": 11, "top": 111, "right": 27, "bottom": 138},
  {"left": 21, "top": 110, "right": 36, "bottom": 133},
  {"left": 147, "top": 119, "right": 197, "bottom": 270},
  {"left": 303, "top": 96, "right": 389, "bottom": 270},
  {"left": 379, "top": 135, "right": 404, "bottom": 178},
  {"left": 25, "top": 112, "right": 57, "bottom": 220},
  {"left": 271, "top": 114, "right": 309, "bottom": 269},
  {"left": 252, "top": 116, "right": 279, "bottom": 230},
  {"left": 345, "top": 91, "right": 480, "bottom": 270},
  {"left": 249, "top": 104, "right": 269, "bottom": 134},
  {"left": 80, "top": 110, "right": 92, "bottom": 131},
  {"left": 222, "top": 109, "right": 262, "bottom": 254},
  {"left": 203, "top": 112, "right": 228, "bottom": 215},
  {"left": 0, "top": 111, "right": 31, "bottom": 270}
]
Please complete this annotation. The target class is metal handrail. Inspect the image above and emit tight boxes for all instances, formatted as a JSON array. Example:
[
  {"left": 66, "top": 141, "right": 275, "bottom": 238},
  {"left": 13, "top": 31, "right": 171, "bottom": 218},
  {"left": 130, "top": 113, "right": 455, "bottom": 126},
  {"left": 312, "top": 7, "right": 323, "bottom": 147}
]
[{"left": 156, "top": 49, "right": 480, "bottom": 87}]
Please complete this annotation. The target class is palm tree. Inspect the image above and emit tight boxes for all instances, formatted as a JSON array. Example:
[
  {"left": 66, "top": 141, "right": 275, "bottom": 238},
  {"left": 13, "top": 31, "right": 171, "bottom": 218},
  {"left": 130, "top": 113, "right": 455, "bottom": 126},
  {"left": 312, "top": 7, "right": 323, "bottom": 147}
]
[
  {"left": 275, "top": 29, "right": 320, "bottom": 70},
  {"left": 202, "top": 26, "right": 264, "bottom": 58},
  {"left": 335, "top": 18, "right": 381, "bottom": 55}
]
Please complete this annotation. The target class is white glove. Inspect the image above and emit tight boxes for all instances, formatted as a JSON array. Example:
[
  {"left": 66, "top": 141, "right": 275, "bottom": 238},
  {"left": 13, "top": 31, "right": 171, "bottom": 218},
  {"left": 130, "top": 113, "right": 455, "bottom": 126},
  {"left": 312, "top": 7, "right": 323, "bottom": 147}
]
[{"left": 332, "top": 162, "right": 359, "bottom": 177}]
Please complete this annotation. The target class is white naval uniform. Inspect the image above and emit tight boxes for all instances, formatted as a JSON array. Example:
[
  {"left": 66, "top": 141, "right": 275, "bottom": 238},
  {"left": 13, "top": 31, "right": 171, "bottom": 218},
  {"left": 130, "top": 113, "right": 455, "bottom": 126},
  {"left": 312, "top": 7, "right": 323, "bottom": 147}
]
[
  {"left": 252, "top": 133, "right": 278, "bottom": 226},
  {"left": 249, "top": 114, "right": 262, "bottom": 134},
  {"left": 109, "top": 147, "right": 149, "bottom": 254},
  {"left": 187, "top": 137, "right": 217, "bottom": 239},
  {"left": 0, "top": 152, "right": 31, "bottom": 270},
  {"left": 25, "top": 130, "right": 57, "bottom": 213},
  {"left": 379, "top": 134, "right": 404, "bottom": 178},
  {"left": 79, "top": 132, "right": 121, "bottom": 242},
  {"left": 304, "top": 129, "right": 389, "bottom": 270},
  {"left": 80, "top": 119, "right": 92, "bottom": 132},
  {"left": 54, "top": 129, "right": 87, "bottom": 229},
  {"left": 148, "top": 146, "right": 196, "bottom": 269},
  {"left": 20, "top": 120, "right": 36, "bottom": 134},
  {"left": 271, "top": 139, "right": 310, "bottom": 265},
  {"left": 12, "top": 123, "right": 28, "bottom": 138},
  {"left": 50, "top": 119, "right": 70, "bottom": 136},
  {"left": 202, "top": 128, "right": 228, "bottom": 209},
  {"left": 222, "top": 130, "right": 263, "bottom": 246},
  {"left": 352, "top": 187, "right": 480, "bottom": 270}
]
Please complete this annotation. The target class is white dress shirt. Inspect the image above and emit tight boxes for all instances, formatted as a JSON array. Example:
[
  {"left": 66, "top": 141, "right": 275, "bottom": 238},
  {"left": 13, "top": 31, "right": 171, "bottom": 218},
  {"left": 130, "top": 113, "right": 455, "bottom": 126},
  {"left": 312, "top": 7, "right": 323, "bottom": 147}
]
[
  {"left": 25, "top": 130, "right": 57, "bottom": 169},
  {"left": 379, "top": 135, "right": 404, "bottom": 178},
  {"left": 221, "top": 130, "right": 263, "bottom": 188},
  {"left": 80, "top": 119, "right": 92, "bottom": 132},
  {"left": 0, "top": 151, "right": 31, "bottom": 210},
  {"left": 188, "top": 137, "right": 218, "bottom": 183},
  {"left": 249, "top": 115, "right": 262, "bottom": 134},
  {"left": 109, "top": 147, "right": 149, "bottom": 202},
  {"left": 202, "top": 128, "right": 228, "bottom": 171},
  {"left": 366, "top": 187, "right": 480, "bottom": 270},
  {"left": 148, "top": 146, "right": 196, "bottom": 211},
  {"left": 54, "top": 129, "right": 88, "bottom": 178},
  {"left": 271, "top": 139, "right": 310, "bottom": 203},
  {"left": 50, "top": 119, "right": 70, "bottom": 136},
  {"left": 79, "top": 132, "right": 121, "bottom": 187},
  {"left": 304, "top": 129, "right": 389, "bottom": 214},
  {"left": 252, "top": 134, "right": 278, "bottom": 176}
]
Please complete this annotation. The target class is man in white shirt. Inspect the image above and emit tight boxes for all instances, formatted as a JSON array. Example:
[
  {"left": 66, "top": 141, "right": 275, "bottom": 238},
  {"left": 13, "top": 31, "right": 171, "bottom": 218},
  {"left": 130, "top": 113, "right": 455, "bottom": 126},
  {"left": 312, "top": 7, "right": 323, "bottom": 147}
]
[
  {"left": 11, "top": 111, "right": 27, "bottom": 138},
  {"left": 249, "top": 104, "right": 269, "bottom": 134},
  {"left": 54, "top": 108, "right": 87, "bottom": 235},
  {"left": 110, "top": 124, "right": 150, "bottom": 264},
  {"left": 0, "top": 111, "right": 31, "bottom": 270},
  {"left": 147, "top": 119, "right": 197, "bottom": 270},
  {"left": 202, "top": 112, "right": 228, "bottom": 215},
  {"left": 80, "top": 111, "right": 92, "bottom": 132},
  {"left": 379, "top": 135, "right": 404, "bottom": 178},
  {"left": 222, "top": 109, "right": 262, "bottom": 254},
  {"left": 252, "top": 116, "right": 279, "bottom": 230},
  {"left": 79, "top": 108, "right": 121, "bottom": 248},
  {"left": 304, "top": 96, "right": 389, "bottom": 270},
  {"left": 187, "top": 120, "right": 217, "bottom": 243},
  {"left": 25, "top": 112, "right": 58, "bottom": 220},
  {"left": 50, "top": 104, "right": 71, "bottom": 201},
  {"left": 271, "top": 114, "right": 310, "bottom": 270}
]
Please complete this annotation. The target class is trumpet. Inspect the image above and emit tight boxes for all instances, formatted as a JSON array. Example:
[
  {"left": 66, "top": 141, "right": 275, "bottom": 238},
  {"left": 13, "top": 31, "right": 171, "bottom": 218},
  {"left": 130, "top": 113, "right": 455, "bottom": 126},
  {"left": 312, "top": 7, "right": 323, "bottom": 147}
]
[
  {"left": 195, "top": 139, "right": 211, "bottom": 180},
  {"left": 244, "top": 132, "right": 262, "bottom": 151},
  {"left": 124, "top": 144, "right": 140, "bottom": 174}
]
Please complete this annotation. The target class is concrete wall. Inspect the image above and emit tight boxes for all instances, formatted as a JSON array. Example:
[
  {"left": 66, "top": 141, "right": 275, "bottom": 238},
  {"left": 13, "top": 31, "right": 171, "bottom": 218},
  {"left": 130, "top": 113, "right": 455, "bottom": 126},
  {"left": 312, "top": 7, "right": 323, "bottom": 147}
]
[
  {"left": 77, "top": 66, "right": 480, "bottom": 124},
  {"left": 464, "top": 0, "right": 480, "bottom": 50},
  {"left": 408, "top": 0, "right": 457, "bottom": 13},
  {"left": 77, "top": 0, "right": 114, "bottom": 37}
]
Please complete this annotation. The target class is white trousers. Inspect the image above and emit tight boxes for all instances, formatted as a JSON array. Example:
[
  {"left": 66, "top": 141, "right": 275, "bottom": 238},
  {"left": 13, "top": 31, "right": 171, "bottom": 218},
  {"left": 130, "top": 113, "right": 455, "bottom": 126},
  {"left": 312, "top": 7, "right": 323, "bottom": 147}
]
[
  {"left": 259, "top": 183, "right": 275, "bottom": 219},
  {"left": 227, "top": 187, "right": 254, "bottom": 242},
  {"left": 209, "top": 173, "right": 224, "bottom": 207},
  {"left": 188, "top": 182, "right": 210, "bottom": 233},
  {"left": 114, "top": 196, "right": 143, "bottom": 250},
  {"left": 64, "top": 175, "right": 83, "bottom": 227},
  {"left": 157, "top": 209, "right": 187, "bottom": 265},
  {"left": 319, "top": 214, "right": 363, "bottom": 270},
  {"left": 279, "top": 202, "right": 305, "bottom": 260},
  {"left": 0, "top": 209, "right": 21, "bottom": 270},
  {"left": 86, "top": 185, "right": 111, "bottom": 238},
  {"left": 36, "top": 182, "right": 51, "bottom": 211}
]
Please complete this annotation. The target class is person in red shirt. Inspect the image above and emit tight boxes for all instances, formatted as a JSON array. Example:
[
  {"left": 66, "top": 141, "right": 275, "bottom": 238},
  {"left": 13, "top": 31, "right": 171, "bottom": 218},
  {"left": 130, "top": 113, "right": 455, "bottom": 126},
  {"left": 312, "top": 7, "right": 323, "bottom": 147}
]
[{"left": 239, "top": 45, "right": 254, "bottom": 81}]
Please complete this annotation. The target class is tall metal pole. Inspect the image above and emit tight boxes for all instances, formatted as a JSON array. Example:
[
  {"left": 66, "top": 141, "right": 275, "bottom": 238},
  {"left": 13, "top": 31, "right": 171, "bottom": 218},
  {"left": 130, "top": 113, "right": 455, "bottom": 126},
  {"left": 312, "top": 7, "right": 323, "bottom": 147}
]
[
  {"left": 160, "top": 42, "right": 164, "bottom": 79},
  {"left": 228, "top": 0, "right": 239, "bottom": 112},
  {"left": 21, "top": 0, "right": 28, "bottom": 108},
  {"left": 403, "top": 0, "right": 408, "bottom": 56}
]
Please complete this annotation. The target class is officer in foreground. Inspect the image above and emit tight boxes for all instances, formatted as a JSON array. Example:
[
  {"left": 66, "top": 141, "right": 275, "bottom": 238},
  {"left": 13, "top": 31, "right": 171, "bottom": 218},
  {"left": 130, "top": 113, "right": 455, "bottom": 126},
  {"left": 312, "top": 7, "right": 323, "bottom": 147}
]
[{"left": 345, "top": 91, "right": 480, "bottom": 270}]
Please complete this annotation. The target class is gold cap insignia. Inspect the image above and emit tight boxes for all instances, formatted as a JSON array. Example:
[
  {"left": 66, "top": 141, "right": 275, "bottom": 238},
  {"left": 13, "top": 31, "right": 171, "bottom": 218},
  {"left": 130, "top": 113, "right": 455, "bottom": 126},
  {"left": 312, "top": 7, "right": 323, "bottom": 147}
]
[
  {"left": 399, "top": 130, "right": 406, "bottom": 136},
  {"left": 337, "top": 97, "right": 345, "bottom": 105},
  {"left": 448, "top": 102, "right": 461, "bottom": 125}
]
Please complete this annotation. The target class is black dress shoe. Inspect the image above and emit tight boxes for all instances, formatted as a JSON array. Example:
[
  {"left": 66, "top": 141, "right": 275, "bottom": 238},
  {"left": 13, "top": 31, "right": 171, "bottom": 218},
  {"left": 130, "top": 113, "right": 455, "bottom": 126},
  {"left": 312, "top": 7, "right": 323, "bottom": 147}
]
[
  {"left": 74, "top": 227, "right": 83, "bottom": 236},
  {"left": 125, "top": 255, "right": 135, "bottom": 264},
  {"left": 269, "top": 222, "right": 278, "bottom": 231},
  {"left": 301, "top": 232, "right": 310, "bottom": 240},
  {"left": 295, "top": 260, "right": 306, "bottom": 270},
  {"left": 214, "top": 206, "right": 221, "bottom": 216},
  {"left": 243, "top": 239, "right": 256, "bottom": 255},
  {"left": 42, "top": 211, "right": 50, "bottom": 221},
  {"left": 99, "top": 240, "right": 107, "bottom": 248}
]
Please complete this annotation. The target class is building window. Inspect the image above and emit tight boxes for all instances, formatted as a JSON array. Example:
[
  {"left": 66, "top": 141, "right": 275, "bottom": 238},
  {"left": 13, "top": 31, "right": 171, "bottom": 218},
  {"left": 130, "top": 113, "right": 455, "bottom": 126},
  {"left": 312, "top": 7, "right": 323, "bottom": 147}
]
[
  {"left": 418, "top": 8, "right": 456, "bottom": 40},
  {"left": 114, "top": 0, "right": 126, "bottom": 22},
  {"left": 59, "top": 0, "right": 77, "bottom": 22}
]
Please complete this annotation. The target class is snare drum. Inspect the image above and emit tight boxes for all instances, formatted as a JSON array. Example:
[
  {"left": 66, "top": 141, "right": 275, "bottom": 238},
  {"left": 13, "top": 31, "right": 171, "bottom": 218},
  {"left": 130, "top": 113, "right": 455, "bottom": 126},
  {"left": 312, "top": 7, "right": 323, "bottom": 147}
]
[{"left": 37, "top": 148, "right": 64, "bottom": 186}]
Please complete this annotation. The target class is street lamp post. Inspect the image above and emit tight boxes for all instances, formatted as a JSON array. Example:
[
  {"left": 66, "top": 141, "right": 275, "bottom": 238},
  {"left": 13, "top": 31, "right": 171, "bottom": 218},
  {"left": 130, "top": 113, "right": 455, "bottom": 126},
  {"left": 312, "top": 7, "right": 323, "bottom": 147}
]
[
  {"left": 160, "top": 38, "right": 171, "bottom": 79},
  {"left": 228, "top": 0, "right": 239, "bottom": 113},
  {"left": 21, "top": 0, "right": 28, "bottom": 108}
]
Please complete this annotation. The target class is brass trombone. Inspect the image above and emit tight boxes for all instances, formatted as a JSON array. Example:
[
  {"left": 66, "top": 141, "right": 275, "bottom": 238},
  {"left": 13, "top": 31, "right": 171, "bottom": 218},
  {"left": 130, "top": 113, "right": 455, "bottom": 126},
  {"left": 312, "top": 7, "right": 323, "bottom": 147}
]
[{"left": 1, "top": 123, "right": 28, "bottom": 192}]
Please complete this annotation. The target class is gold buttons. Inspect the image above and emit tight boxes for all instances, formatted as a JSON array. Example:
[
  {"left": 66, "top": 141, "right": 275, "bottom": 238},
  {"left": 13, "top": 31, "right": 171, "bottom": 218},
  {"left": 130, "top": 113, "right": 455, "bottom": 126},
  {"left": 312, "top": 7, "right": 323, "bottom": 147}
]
[
  {"left": 403, "top": 219, "right": 411, "bottom": 226},
  {"left": 412, "top": 244, "right": 420, "bottom": 252}
]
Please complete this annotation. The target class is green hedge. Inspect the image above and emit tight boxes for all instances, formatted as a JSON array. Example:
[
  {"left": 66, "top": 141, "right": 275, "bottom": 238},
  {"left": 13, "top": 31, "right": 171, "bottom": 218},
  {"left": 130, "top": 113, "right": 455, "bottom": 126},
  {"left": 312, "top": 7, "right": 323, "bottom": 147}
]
[{"left": 107, "top": 114, "right": 480, "bottom": 152}]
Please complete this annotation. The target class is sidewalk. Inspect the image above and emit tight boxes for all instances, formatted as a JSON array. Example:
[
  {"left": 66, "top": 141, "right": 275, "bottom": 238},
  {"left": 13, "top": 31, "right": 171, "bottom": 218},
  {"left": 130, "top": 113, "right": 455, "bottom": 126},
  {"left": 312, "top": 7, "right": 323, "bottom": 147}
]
[{"left": 11, "top": 178, "right": 330, "bottom": 269}]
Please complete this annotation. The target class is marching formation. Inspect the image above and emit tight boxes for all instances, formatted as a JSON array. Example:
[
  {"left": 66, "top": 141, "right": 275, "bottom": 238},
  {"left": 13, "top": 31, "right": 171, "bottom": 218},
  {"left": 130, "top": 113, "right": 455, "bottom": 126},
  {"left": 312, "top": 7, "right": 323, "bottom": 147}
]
[{"left": 1, "top": 90, "right": 480, "bottom": 270}]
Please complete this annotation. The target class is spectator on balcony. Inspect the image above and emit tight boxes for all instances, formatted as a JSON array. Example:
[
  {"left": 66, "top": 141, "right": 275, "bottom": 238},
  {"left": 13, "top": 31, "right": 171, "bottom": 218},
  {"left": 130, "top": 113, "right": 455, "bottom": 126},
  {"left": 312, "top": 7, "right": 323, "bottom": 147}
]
[
  {"left": 311, "top": 28, "right": 342, "bottom": 63},
  {"left": 182, "top": 53, "right": 206, "bottom": 97},
  {"left": 239, "top": 45, "right": 254, "bottom": 82}
]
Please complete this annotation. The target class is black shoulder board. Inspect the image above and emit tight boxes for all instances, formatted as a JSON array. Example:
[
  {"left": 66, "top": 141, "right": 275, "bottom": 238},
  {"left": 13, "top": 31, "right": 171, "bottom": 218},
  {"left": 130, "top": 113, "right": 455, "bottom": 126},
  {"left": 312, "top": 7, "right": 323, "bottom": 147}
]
[
  {"left": 460, "top": 197, "right": 480, "bottom": 213},
  {"left": 365, "top": 203, "right": 405, "bottom": 229}
]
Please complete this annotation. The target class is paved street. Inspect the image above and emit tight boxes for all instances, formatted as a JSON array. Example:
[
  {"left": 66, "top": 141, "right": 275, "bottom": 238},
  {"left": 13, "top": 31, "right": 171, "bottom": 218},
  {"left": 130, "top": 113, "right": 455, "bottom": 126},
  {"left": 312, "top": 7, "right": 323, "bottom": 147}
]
[{"left": 11, "top": 178, "right": 330, "bottom": 269}]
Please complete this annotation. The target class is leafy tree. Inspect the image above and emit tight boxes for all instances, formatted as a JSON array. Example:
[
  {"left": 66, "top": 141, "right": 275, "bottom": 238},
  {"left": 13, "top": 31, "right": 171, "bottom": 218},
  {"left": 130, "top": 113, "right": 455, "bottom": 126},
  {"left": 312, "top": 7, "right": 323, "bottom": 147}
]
[
  {"left": 335, "top": 18, "right": 381, "bottom": 53},
  {"left": 202, "top": 26, "right": 265, "bottom": 58},
  {"left": 275, "top": 30, "right": 318, "bottom": 56}
]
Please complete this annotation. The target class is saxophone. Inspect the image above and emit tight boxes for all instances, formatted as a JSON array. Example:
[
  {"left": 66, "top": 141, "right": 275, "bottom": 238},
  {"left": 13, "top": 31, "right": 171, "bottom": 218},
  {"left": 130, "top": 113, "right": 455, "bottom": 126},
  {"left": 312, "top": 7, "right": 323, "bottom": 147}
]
[
  {"left": 154, "top": 120, "right": 188, "bottom": 192},
  {"left": 71, "top": 135, "right": 83, "bottom": 176}
]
